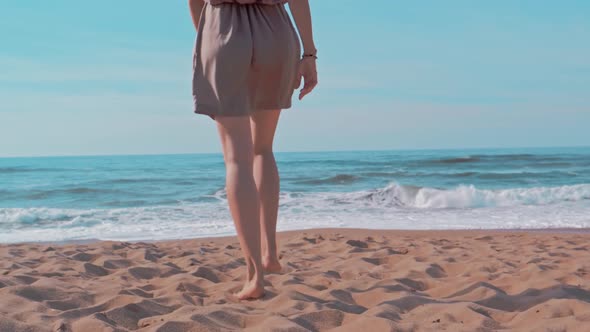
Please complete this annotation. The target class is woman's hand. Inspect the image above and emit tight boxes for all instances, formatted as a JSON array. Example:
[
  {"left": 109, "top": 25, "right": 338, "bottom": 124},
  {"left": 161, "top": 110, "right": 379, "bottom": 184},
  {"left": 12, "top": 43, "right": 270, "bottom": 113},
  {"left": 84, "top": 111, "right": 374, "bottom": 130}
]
[
  {"left": 288, "top": 0, "right": 317, "bottom": 100},
  {"left": 297, "top": 57, "right": 318, "bottom": 100}
]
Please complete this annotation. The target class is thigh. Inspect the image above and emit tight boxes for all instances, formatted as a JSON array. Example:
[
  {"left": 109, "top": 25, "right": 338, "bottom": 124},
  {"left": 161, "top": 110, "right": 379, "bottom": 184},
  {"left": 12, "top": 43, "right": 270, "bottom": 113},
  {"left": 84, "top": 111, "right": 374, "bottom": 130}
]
[
  {"left": 250, "top": 110, "right": 281, "bottom": 154},
  {"left": 215, "top": 116, "right": 254, "bottom": 165}
]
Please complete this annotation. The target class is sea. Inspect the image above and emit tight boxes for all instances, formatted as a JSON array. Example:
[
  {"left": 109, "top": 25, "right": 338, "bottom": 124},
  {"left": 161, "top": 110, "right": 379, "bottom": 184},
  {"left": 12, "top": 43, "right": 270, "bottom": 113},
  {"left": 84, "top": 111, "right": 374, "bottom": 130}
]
[{"left": 1, "top": 147, "right": 589, "bottom": 243}]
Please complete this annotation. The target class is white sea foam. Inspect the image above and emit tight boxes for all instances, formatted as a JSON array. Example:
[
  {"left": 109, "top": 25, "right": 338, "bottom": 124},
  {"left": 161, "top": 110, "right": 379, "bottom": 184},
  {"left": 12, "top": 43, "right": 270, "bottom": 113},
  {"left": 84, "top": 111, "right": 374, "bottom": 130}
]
[
  {"left": 355, "top": 182, "right": 590, "bottom": 209},
  {"left": 1, "top": 183, "right": 589, "bottom": 243}
]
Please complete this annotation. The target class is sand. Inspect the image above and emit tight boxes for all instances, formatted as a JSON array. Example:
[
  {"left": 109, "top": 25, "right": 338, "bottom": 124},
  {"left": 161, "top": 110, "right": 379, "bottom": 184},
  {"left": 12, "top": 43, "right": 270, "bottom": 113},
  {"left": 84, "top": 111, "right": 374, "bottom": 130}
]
[{"left": 1, "top": 228, "right": 589, "bottom": 332}]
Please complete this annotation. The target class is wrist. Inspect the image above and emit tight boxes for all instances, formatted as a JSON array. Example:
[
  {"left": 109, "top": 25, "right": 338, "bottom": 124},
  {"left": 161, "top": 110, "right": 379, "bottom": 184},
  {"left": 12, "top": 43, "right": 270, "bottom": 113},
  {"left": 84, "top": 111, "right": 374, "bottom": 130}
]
[
  {"left": 301, "top": 48, "right": 317, "bottom": 59},
  {"left": 303, "top": 45, "right": 317, "bottom": 55}
]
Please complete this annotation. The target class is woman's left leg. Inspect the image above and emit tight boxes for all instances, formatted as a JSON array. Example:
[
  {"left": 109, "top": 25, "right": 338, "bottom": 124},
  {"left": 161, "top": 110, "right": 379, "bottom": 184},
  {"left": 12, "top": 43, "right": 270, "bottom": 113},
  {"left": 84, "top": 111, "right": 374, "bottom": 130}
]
[
  {"left": 215, "top": 115, "right": 265, "bottom": 300},
  {"left": 250, "top": 109, "right": 283, "bottom": 273}
]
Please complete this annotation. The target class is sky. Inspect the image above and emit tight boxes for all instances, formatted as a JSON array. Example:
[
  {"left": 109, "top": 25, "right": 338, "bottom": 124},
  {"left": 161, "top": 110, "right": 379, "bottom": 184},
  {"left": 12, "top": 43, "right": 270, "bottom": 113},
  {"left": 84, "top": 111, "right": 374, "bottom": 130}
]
[{"left": 1, "top": 0, "right": 589, "bottom": 157}]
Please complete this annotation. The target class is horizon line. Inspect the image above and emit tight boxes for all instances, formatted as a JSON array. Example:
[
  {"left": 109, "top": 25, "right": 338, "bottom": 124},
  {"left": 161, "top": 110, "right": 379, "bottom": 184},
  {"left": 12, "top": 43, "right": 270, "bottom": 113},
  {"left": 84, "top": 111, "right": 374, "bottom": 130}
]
[{"left": 2, "top": 144, "right": 590, "bottom": 159}]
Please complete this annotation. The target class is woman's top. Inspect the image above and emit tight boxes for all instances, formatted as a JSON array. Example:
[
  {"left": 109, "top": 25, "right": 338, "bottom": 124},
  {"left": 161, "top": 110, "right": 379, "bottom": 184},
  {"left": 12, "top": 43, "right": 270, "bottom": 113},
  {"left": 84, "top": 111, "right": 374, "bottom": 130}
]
[{"left": 205, "top": 0, "right": 288, "bottom": 5}]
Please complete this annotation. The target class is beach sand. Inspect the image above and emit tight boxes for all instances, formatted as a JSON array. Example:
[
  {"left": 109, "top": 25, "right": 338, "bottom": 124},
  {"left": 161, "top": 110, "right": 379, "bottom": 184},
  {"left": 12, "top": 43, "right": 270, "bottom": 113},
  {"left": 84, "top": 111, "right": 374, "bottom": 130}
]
[{"left": 1, "top": 228, "right": 589, "bottom": 331}]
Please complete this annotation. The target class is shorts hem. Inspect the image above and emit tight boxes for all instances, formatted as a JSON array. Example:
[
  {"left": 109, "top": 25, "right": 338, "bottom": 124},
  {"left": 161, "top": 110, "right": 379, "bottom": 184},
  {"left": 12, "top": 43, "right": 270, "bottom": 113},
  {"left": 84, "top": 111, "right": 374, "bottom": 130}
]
[{"left": 193, "top": 101, "right": 292, "bottom": 121}]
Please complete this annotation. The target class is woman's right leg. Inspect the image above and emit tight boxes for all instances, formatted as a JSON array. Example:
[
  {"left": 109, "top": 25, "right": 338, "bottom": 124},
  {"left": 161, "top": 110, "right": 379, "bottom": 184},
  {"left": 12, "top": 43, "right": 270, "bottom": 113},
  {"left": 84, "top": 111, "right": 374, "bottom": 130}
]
[
  {"left": 250, "top": 110, "right": 283, "bottom": 273},
  {"left": 215, "top": 115, "right": 265, "bottom": 300}
]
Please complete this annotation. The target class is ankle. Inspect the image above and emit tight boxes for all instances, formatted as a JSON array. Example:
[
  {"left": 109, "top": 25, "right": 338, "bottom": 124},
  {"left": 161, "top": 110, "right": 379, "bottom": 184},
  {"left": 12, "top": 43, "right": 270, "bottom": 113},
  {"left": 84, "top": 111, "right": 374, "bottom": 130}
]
[
  {"left": 246, "top": 257, "right": 265, "bottom": 275},
  {"left": 262, "top": 246, "right": 278, "bottom": 258},
  {"left": 261, "top": 244, "right": 275, "bottom": 256},
  {"left": 262, "top": 254, "right": 280, "bottom": 263},
  {"left": 248, "top": 269, "right": 264, "bottom": 285}
]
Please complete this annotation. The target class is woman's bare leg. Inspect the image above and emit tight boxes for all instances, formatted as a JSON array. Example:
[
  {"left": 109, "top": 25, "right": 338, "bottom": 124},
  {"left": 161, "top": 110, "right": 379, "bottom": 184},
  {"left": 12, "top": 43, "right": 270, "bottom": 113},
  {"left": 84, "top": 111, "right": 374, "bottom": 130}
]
[
  {"left": 250, "top": 110, "right": 283, "bottom": 273},
  {"left": 215, "top": 115, "right": 265, "bottom": 300}
]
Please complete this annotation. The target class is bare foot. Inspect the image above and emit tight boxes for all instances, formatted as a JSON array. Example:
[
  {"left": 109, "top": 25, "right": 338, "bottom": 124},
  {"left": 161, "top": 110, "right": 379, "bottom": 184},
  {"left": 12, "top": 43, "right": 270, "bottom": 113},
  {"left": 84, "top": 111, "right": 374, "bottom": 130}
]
[
  {"left": 234, "top": 280, "right": 265, "bottom": 300},
  {"left": 262, "top": 258, "right": 282, "bottom": 274}
]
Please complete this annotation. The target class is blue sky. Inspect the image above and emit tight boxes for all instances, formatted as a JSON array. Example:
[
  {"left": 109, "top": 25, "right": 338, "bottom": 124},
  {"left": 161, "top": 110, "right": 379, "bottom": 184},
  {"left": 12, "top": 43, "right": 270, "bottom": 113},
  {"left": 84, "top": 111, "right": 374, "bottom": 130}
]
[{"left": 1, "top": 0, "right": 589, "bottom": 157}]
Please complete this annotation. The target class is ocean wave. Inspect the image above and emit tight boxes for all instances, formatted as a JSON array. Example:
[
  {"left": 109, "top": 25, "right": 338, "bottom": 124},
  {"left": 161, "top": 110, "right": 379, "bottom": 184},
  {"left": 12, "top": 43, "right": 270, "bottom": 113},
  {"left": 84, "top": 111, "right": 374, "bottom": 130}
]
[
  {"left": 359, "top": 170, "right": 581, "bottom": 180},
  {"left": 470, "top": 154, "right": 576, "bottom": 161},
  {"left": 2, "top": 183, "right": 590, "bottom": 243},
  {"left": 97, "top": 177, "right": 207, "bottom": 185},
  {"left": 0, "top": 167, "right": 73, "bottom": 173},
  {"left": 25, "top": 187, "right": 125, "bottom": 200},
  {"left": 420, "top": 153, "right": 589, "bottom": 166},
  {"left": 472, "top": 153, "right": 549, "bottom": 161},
  {"left": 295, "top": 174, "right": 360, "bottom": 185},
  {"left": 0, "top": 203, "right": 225, "bottom": 227},
  {"left": 0, "top": 207, "right": 86, "bottom": 226},
  {"left": 358, "top": 182, "right": 590, "bottom": 209},
  {"left": 470, "top": 170, "right": 580, "bottom": 180},
  {"left": 426, "top": 156, "right": 481, "bottom": 164},
  {"left": 360, "top": 171, "right": 408, "bottom": 177}
]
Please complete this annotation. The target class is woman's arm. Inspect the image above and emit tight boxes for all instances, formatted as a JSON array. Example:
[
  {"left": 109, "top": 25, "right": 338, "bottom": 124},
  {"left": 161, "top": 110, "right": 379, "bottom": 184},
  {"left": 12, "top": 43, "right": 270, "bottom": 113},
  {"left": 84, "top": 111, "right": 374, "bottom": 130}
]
[
  {"left": 288, "top": 0, "right": 316, "bottom": 55},
  {"left": 188, "top": 0, "right": 205, "bottom": 32},
  {"left": 288, "top": 0, "right": 318, "bottom": 100}
]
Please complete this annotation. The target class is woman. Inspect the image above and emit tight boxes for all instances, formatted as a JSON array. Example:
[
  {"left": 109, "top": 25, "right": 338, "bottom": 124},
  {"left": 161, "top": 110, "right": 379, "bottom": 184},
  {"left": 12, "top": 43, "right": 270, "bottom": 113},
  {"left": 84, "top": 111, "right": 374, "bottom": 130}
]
[{"left": 188, "top": 0, "right": 318, "bottom": 300}]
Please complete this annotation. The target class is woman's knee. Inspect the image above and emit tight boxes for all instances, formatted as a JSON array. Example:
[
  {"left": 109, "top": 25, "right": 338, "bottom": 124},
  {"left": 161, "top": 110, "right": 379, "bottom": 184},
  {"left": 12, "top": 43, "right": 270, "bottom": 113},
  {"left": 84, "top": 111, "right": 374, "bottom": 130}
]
[
  {"left": 216, "top": 115, "right": 255, "bottom": 164},
  {"left": 253, "top": 145, "right": 274, "bottom": 157},
  {"left": 222, "top": 146, "right": 254, "bottom": 168}
]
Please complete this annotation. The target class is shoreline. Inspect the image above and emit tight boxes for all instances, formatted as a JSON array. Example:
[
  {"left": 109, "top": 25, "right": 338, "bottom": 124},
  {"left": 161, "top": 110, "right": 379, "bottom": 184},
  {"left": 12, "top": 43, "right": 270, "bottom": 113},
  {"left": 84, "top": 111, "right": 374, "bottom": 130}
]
[{"left": 4, "top": 226, "right": 590, "bottom": 246}]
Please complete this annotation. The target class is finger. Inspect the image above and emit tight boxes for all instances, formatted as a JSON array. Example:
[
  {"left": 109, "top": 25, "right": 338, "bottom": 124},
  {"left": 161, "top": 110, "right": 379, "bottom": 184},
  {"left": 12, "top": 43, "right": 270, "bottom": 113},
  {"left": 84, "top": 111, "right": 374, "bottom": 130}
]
[
  {"left": 298, "top": 69, "right": 318, "bottom": 99},
  {"left": 301, "top": 79, "right": 317, "bottom": 97},
  {"left": 298, "top": 79, "right": 317, "bottom": 100}
]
